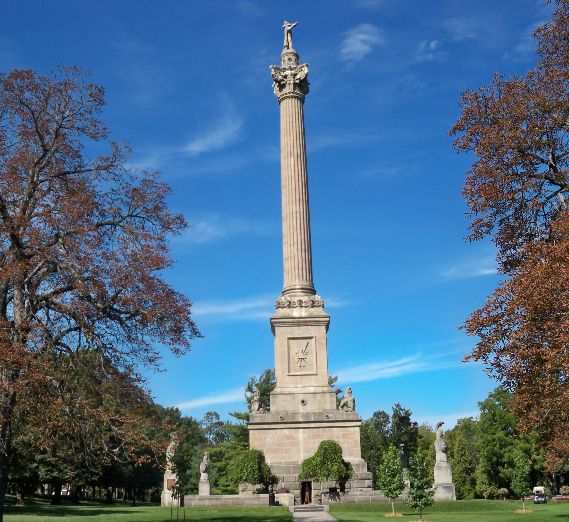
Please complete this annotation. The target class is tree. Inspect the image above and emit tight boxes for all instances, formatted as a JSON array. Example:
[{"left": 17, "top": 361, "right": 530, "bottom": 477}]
[
  {"left": 450, "top": 0, "right": 569, "bottom": 468},
  {"left": 511, "top": 454, "right": 532, "bottom": 513},
  {"left": 0, "top": 67, "right": 200, "bottom": 521},
  {"left": 361, "top": 409, "right": 390, "bottom": 487},
  {"left": 299, "top": 440, "right": 353, "bottom": 500},
  {"left": 229, "top": 449, "right": 276, "bottom": 493},
  {"left": 377, "top": 444, "right": 405, "bottom": 516},
  {"left": 407, "top": 454, "right": 434, "bottom": 521},
  {"left": 390, "top": 404, "right": 418, "bottom": 468},
  {"left": 447, "top": 418, "right": 478, "bottom": 500}
]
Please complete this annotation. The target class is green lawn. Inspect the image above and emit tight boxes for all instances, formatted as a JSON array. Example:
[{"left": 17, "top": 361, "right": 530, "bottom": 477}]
[
  {"left": 330, "top": 500, "right": 569, "bottom": 521},
  {"left": 2, "top": 497, "right": 292, "bottom": 522}
]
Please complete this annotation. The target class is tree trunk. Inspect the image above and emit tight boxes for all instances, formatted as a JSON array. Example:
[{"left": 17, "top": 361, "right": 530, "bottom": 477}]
[
  {"left": 0, "top": 388, "right": 17, "bottom": 522},
  {"left": 69, "top": 485, "right": 80, "bottom": 504},
  {"left": 391, "top": 500, "right": 395, "bottom": 514},
  {"left": 0, "top": 451, "right": 9, "bottom": 522},
  {"left": 105, "top": 487, "right": 113, "bottom": 504},
  {"left": 51, "top": 481, "right": 62, "bottom": 505}
]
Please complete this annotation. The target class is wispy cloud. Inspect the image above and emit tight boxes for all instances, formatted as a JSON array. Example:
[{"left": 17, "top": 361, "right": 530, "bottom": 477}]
[
  {"left": 335, "top": 348, "right": 462, "bottom": 385},
  {"left": 128, "top": 101, "right": 246, "bottom": 172},
  {"left": 176, "top": 388, "right": 244, "bottom": 411},
  {"left": 178, "top": 216, "right": 273, "bottom": 244},
  {"left": 193, "top": 293, "right": 349, "bottom": 322},
  {"left": 192, "top": 295, "right": 273, "bottom": 321},
  {"left": 416, "top": 40, "right": 445, "bottom": 62},
  {"left": 417, "top": 411, "right": 479, "bottom": 429},
  {"left": 354, "top": 0, "right": 384, "bottom": 9},
  {"left": 183, "top": 102, "right": 243, "bottom": 157},
  {"left": 340, "top": 24, "right": 383, "bottom": 62},
  {"left": 440, "top": 255, "right": 498, "bottom": 280},
  {"left": 443, "top": 18, "right": 480, "bottom": 41}
]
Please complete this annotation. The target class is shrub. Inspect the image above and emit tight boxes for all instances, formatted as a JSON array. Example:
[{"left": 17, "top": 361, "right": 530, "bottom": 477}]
[{"left": 560, "top": 485, "right": 569, "bottom": 495}]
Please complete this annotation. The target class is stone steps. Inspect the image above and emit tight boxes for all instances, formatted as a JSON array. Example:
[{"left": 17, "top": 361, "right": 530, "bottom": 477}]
[{"left": 291, "top": 504, "right": 328, "bottom": 512}]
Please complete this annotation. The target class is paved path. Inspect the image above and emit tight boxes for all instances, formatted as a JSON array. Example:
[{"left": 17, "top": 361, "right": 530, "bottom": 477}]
[{"left": 292, "top": 510, "right": 338, "bottom": 522}]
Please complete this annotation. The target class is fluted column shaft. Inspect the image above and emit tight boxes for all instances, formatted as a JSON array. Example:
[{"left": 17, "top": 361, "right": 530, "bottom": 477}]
[{"left": 279, "top": 94, "right": 314, "bottom": 296}]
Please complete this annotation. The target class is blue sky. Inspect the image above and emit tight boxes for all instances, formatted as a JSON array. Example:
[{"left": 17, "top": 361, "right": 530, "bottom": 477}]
[{"left": 2, "top": 0, "right": 550, "bottom": 427}]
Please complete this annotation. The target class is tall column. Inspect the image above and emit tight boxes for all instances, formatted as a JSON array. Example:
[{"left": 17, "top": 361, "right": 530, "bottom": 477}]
[{"left": 271, "top": 44, "right": 314, "bottom": 297}]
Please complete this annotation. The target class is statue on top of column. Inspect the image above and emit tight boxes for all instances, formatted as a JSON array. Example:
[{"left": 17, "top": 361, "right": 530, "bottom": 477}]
[{"left": 283, "top": 21, "right": 298, "bottom": 50}]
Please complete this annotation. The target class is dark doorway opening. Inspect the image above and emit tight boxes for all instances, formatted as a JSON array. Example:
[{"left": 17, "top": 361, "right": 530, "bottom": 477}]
[{"left": 301, "top": 481, "right": 312, "bottom": 504}]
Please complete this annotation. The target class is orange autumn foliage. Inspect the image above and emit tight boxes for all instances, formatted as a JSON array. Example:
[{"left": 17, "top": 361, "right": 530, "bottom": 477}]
[{"left": 451, "top": 0, "right": 569, "bottom": 468}]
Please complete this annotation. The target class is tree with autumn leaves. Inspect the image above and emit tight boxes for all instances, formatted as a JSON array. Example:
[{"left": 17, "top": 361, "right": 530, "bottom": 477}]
[
  {"left": 451, "top": 0, "right": 569, "bottom": 472},
  {"left": 0, "top": 67, "right": 200, "bottom": 520}
]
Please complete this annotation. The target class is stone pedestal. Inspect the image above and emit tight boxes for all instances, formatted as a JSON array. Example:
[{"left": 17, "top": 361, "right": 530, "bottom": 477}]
[
  {"left": 434, "top": 462, "right": 456, "bottom": 500},
  {"left": 199, "top": 480, "right": 211, "bottom": 496},
  {"left": 160, "top": 471, "right": 177, "bottom": 507}
]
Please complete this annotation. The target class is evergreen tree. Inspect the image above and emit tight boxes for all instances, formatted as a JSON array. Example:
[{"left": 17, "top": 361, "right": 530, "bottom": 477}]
[
  {"left": 377, "top": 445, "right": 405, "bottom": 515},
  {"left": 407, "top": 454, "right": 434, "bottom": 521}
]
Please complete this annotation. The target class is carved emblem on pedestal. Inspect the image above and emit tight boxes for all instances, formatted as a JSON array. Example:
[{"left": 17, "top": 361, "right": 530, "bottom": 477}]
[{"left": 287, "top": 336, "right": 316, "bottom": 375}]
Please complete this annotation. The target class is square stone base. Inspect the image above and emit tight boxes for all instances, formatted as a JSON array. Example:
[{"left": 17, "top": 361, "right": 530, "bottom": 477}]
[
  {"left": 199, "top": 480, "right": 211, "bottom": 496},
  {"left": 434, "top": 483, "right": 456, "bottom": 501},
  {"left": 249, "top": 410, "right": 375, "bottom": 502}
]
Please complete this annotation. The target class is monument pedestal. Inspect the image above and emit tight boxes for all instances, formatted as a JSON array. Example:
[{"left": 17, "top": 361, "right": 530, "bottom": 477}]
[
  {"left": 199, "top": 480, "right": 211, "bottom": 496},
  {"left": 434, "top": 462, "right": 456, "bottom": 500}
]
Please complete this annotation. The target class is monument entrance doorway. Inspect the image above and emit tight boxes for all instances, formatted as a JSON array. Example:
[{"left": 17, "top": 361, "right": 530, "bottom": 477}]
[{"left": 301, "top": 482, "right": 312, "bottom": 504}]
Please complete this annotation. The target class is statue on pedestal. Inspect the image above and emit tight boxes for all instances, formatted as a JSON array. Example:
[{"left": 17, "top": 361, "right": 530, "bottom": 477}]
[
  {"left": 433, "top": 421, "right": 456, "bottom": 500},
  {"left": 339, "top": 387, "right": 356, "bottom": 412},
  {"left": 161, "top": 433, "right": 179, "bottom": 506},
  {"left": 199, "top": 451, "right": 211, "bottom": 496}
]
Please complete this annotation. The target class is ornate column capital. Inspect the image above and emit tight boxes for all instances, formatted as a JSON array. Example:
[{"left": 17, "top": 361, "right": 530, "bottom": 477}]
[{"left": 270, "top": 57, "right": 309, "bottom": 103}]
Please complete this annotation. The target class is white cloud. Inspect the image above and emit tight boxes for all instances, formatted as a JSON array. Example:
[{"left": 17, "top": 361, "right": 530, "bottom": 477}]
[
  {"left": 443, "top": 18, "right": 480, "bottom": 41},
  {"left": 176, "top": 388, "right": 244, "bottom": 411},
  {"left": 335, "top": 350, "right": 461, "bottom": 385},
  {"left": 340, "top": 24, "right": 383, "bottom": 62},
  {"left": 192, "top": 295, "right": 273, "bottom": 321},
  {"left": 183, "top": 103, "right": 243, "bottom": 156},
  {"left": 417, "top": 411, "right": 479, "bottom": 429},
  {"left": 192, "top": 293, "right": 349, "bottom": 322},
  {"left": 416, "top": 40, "right": 444, "bottom": 62},
  {"left": 354, "top": 0, "right": 384, "bottom": 8},
  {"left": 179, "top": 216, "right": 272, "bottom": 244},
  {"left": 440, "top": 255, "right": 498, "bottom": 280}
]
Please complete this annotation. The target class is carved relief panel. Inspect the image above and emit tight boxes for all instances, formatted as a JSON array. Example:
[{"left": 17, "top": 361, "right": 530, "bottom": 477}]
[{"left": 287, "top": 336, "right": 317, "bottom": 375}]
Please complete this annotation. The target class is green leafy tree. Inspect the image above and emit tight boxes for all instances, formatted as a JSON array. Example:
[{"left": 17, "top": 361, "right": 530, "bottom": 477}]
[
  {"left": 511, "top": 454, "right": 532, "bottom": 512},
  {"left": 171, "top": 415, "right": 208, "bottom": 496},
  {"left": 416, "top": 424, "right": 436, "bottom": 471},
  {"left": 201, "top": 411, "right": 228, "bottom": 446},
  {"left": 299, "top": 440, "right": 353, "bottom": 499},
  {"left": 407, "top": 454, "right": 434, "bottom": 521},
  {"left": 391, "top": 404, "right": 418, "bottom": 467},
  {"left": 377, "top": 444, "right": 405, "bottom": 515},
  {"left": 229, "top": 449, "right": 276, "bottom": 492},
  {"left": 328, "top": 375, "right": 343, "bottom": 408},
  {"left": 361, "top": 410, "right": 390, "bottom": 487},
  {"left": 447, "top": 417, "right": 479, "bottom": 499}
]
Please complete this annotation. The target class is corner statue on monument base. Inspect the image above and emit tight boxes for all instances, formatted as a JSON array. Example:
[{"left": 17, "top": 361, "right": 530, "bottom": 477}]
[
  {"left": 433, "top": 421, "right": 456, "bottom": 501},
  {"left": 339, "top": 387, "right": 356, "bottom": 412}
]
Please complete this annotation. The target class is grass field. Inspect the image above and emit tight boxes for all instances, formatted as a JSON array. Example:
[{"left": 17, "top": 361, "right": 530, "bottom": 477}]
[
  {"left": 2, "top": 498, "right": 568, "bottom": 521},
  {"left": 330, "top": 499, "right": 569, "bottom": 522},
  {"left": 2, "top": 497, "right": 292, "bottom": 522}
]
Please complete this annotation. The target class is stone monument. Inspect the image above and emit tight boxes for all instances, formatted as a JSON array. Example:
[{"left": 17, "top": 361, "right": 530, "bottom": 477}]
[
  {"left": 198, "top": 451, "right": 211, "bottom": 496},
  {"left": 248, "top": 21, "right": 376, "bottom": 503},
  {"left": 433, "top": 421, "right": 456, "bottom": 500},
  {"left": 161, "top": 433, "right": 178, "bottom": 507}
]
